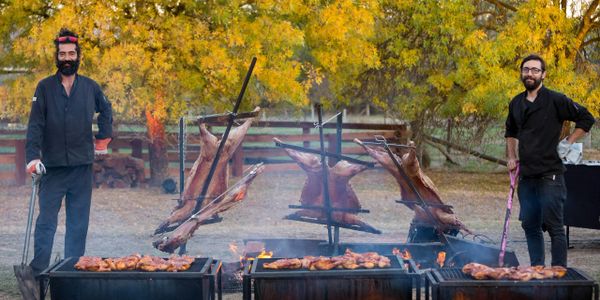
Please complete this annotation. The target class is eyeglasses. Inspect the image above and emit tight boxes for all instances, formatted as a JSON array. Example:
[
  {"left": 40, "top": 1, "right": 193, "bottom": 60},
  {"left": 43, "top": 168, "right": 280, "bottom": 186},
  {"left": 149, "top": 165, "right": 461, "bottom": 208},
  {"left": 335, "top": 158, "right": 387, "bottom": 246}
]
[
  {"left": 56, "top": 36, "right": 78, "bottom": 43},
  {"left": 521, "top": 67, "right": 542, "bottom": 75}
]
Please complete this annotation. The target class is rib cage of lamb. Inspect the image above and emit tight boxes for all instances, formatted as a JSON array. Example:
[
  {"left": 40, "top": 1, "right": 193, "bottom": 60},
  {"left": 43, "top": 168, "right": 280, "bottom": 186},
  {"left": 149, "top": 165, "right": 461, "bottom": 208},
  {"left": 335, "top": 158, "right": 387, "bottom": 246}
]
[{"left": 354, "top": 138, "right": 471, "bottom": 234}]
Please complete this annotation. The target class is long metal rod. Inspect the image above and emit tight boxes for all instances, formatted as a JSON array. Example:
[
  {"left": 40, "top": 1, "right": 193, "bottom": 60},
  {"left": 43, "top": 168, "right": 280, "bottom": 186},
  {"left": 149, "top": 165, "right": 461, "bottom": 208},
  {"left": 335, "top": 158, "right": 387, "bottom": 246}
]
[
  {"left": 22, "top": 175, "right": 39, "bottom": 264},
  {"left": 316, "top": 104, "right": 334, "bottom": 245},
  {"left": 192, "top": 57, "right": 256, "bottom": 214},
  {"left": 499, "top": 164, "right": 519, "bottom": 266},
  {"left": 179, "top": 117, "right": 185, "bottom": 196},
  {"left": 361, "top": 141, "right": 416, "bottom": 149},
  {"left": 375, "top": 136, "right": 454, "bottom": 250},
  {"left": 316, "top": 112, "right": 342, "bottom": 128},
  {"left": 179, "top": 57, "right": 257, "bottom": 254},
  {"left": 288, "top": 205, "right": 370, "bottom": 213},
  {"left": 396, "top": 200, "right": 453, "bottom": 209},
  {"left": 274, "top": 141, "right": 374, "bottom": 167},
  {"left": 197, "top": 110, "right": 260, "bottom": 123},
  {"left": 333, "top": 113, "right": 343, "bottom": 249}
]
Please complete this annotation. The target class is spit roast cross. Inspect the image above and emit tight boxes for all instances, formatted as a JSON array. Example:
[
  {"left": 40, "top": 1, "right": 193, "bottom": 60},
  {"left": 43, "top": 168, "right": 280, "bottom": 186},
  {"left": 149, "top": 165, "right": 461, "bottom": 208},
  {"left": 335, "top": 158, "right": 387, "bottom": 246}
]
[
  {"left": 355, "top": 136, "right": 469, "bottom": 253},
  {"left": 154, "top": 57, "right": 260, "bottom": 254},
  {"left": 274, "top": 104, "right": 377, "bottom": 251}
]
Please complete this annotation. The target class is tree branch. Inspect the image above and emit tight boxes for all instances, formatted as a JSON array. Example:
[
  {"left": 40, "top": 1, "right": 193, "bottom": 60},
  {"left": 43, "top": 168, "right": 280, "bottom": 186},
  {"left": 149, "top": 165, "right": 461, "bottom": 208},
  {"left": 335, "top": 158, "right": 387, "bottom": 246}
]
[
  {"left": 483, "top": 0, "right": 517, "bottom": 12},
  {"left": 424, "top": 134, "right": 508, "bottom": 166},
  {"left": 582, "top": 36, "right": 600, "bottom": 47},
  {"left": 424, "top": 139, "right": 460, "bottom": 166},
  {"left": 573, "top": 0, "right": 600, "bottom": 56}
]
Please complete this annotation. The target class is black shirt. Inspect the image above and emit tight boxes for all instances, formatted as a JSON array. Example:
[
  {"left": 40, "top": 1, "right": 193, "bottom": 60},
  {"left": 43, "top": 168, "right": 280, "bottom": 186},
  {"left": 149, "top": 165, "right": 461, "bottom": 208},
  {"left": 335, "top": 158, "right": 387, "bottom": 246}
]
[
  {"left": 26, "top": 73, "right": 113, "bottom": 167},
  {"left": 505, "top": 86, "right": 595, "bottom": 177}
]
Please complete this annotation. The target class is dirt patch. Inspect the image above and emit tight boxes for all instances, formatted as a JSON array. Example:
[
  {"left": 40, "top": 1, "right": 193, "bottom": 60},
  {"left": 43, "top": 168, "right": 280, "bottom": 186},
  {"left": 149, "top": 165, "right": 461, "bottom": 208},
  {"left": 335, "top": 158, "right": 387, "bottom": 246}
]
[{"left": 1, "top": 168, "right": 599, "bottom": 299}]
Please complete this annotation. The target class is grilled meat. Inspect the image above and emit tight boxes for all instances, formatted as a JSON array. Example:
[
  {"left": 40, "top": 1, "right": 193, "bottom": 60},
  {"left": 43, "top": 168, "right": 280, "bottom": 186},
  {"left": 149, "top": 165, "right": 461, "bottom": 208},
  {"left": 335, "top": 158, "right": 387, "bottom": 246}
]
[
  {"left": 263, "top": 258, "right": 303, "bottom": 270},
  {"left": 262, "top": 249, "right": 391, "bottom": 271},
  {"left": 355, "top": 138, "right": 471, "bottom": 233},
  {"left": 154, "top": 107, "right": 260, "bottom": 234},
  {"left": 74, "top": 254, "right": 195, "bottom": 272},
  {"left": 275, "top": 138, "right": 376, "bottom": 232},
  {"left": 462, "top": 262, "right": 567, "bottom": 281},
  {"left": 153, "top": 164, "right": 264, "bottom": 253}
]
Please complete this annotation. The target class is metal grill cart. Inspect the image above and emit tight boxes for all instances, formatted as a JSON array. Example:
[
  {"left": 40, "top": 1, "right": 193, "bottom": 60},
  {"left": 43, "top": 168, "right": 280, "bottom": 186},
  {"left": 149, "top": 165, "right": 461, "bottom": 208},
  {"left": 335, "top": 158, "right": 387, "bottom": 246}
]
[
  {"left": 40, "top": 257, "right": 222, "bottom": 300},
  {"left": 244, "top": 256, "right": 421, "bottom": 300},
  {"left": 425, "top": 267, "right": 598, "bottom": 300}
]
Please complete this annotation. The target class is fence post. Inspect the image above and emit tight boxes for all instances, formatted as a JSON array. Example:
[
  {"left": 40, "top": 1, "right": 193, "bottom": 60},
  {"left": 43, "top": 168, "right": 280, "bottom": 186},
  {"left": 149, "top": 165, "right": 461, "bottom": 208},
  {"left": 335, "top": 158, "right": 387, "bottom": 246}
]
[
  {"left": 303, "top": 127, "right": 310, "bottom": 149},
  {"left": 14, "top": 139, "right": 26, "bottom": 186}
]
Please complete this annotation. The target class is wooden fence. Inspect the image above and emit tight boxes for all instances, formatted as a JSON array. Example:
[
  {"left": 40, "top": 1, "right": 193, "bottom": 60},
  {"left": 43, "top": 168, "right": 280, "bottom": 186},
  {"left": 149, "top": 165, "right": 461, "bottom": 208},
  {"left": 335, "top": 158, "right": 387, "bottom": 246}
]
[{"left": 0, "top": 121, "right": 407, "bottom": 186}]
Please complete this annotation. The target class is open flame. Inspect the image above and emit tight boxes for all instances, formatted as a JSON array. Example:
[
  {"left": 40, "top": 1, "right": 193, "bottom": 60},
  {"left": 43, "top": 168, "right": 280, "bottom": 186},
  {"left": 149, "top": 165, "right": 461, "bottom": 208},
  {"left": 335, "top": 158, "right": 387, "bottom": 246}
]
[
  {"left": 256, "top": 250, "right": 273, "bottom": 259},
  {"left": 229, "top": 243, "right": 244, "bottom": 266},
  {"left": 247, "top": 250, "right": 273, "bottom": 262},
  {"left": 436, "top": 251, "right": 446, "bottom": 268},
  {"left": 392, "top": 248, "right": 412, "bottom": 260}
]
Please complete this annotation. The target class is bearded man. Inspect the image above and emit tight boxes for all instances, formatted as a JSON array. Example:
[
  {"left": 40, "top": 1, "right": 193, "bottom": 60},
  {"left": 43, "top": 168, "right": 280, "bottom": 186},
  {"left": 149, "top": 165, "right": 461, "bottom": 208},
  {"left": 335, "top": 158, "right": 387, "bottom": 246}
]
[
  {"left": 505, "top": 54, "right": 594, "bottom": 267},
  {"left": 26, "top": 28, "right": 113, "bottom": 275}
]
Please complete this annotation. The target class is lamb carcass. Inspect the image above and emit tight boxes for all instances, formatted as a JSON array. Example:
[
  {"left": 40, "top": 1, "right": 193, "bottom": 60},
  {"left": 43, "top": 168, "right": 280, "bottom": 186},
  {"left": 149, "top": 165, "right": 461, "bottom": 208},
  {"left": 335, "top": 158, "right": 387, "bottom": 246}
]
[
  {"left": 153, "top": 164, "right": 265, "bottom": 253},
  {"left": 354, "top": 138, "right": 471, "bottom": 233},
  {"left": 154, "top": 107, "right": 260, "bottom": 234},
  {"left": 274, "top": 138, "right": 378, "bottom": 233}
]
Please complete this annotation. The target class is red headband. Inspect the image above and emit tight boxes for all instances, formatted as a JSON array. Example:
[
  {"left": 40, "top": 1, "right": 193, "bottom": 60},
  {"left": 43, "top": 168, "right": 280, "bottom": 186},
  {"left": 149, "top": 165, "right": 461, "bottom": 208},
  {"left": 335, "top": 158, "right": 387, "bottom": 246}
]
[{"left": 56, "top": 36, "right": 78, "bottom": 43}]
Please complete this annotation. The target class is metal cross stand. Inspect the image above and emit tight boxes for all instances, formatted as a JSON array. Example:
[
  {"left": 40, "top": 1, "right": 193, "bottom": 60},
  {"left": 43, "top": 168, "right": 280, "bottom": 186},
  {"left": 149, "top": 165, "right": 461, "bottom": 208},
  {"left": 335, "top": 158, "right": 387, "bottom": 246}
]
[
  {"left": 177, "top": 57, "right": 259, "bottom": 254},
  {"left": 360, "top": 136, "right": 456, "bottom": 253},
  {"left": 275, "top": 104, "right": 377, "bottom": 252}
]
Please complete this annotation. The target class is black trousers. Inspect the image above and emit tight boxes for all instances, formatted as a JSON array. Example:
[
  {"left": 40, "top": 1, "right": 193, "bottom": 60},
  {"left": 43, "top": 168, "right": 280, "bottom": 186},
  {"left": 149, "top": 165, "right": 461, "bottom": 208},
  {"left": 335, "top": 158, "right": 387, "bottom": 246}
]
[
  {"left": 518, "top": 174, "right": 568, "bottom": 267},
  {"left": 29, "top": 164, "right": 92, "bottom": 274}
]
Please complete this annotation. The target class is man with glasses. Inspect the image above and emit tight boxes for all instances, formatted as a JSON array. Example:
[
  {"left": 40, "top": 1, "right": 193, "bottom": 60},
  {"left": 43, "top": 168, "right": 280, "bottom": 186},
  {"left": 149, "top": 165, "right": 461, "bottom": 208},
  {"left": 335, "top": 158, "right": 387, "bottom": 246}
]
[
  {"left": 26, "top": 28, "right": 113, "bottom": 275},
  {"left": 505, "top": 54, "right": 594, "bottom": 267}
]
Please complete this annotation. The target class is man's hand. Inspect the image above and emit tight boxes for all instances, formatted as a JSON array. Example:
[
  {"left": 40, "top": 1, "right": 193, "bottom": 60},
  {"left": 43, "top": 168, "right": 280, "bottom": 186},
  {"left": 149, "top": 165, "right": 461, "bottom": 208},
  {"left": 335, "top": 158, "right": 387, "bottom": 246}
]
[
  {"left": 507, "top": 158, "right": 519, "bottom": 171},
  {"left": 26, "top": 159, "right": 46, "bottom": 175},
  {"left": 557, "top": 138, "right": 571, "bottom": 160},
  {"left": 94, "top": 138, "right": 112, "bottom": 155}
]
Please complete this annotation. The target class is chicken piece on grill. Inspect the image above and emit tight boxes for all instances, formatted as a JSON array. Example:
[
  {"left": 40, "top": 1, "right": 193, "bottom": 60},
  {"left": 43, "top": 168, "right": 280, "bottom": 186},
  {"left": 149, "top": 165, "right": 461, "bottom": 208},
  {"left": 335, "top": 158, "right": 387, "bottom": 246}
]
[
  {"left": 154, "top": 107, "right": 260, "bottom": 235},
  {"left": 551, "top": 266, "right": 567, "bottom": 278},
  {"left": 274, "top": 138, "right": 377, "bottom": 233},
  {"left": 153, "top": 164, "right": 264, "bottom": 253},
  {"left": 74, "top": 256, "right": 111, "bottom": 272},
  {"left": 166, "top": 255, "right": 195, "bottom": 272},
  {"left": 355, "top": 138, "right": 471, "bottom": 234},
  {"left": 137, "top": 255, "right": 170, "bottom": 272},
  {"left": 462, "top": 262, "right": 568, "bottom": 281},
  {"left": 311, "top": 258, "right": 342, "bottom": 270},
  {"left": 263, "top": 258, "right": 303, "bottom": 270},
  {"left": 261, "top": 250, "right": 391, "bottom": 271},
  {"left": 107, "top": 253, "right": 142, "bottom": 271}
]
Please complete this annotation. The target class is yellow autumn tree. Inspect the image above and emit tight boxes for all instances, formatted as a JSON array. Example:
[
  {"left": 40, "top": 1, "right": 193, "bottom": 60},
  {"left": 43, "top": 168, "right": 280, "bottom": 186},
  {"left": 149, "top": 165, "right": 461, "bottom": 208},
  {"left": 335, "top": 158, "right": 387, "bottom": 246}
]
[{"left": 0, "top": 0, "right": 309, "bottom": 185}]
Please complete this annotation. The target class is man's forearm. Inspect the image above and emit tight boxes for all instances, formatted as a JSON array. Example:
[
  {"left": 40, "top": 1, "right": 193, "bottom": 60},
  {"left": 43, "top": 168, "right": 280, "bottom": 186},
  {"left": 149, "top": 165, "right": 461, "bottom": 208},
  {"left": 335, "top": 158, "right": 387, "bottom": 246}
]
[
  {"left": 506, "top": 137, "right": 518, "bottom": 160},
  {"left": 566, "top": 128, "right": 587, "bottom": 144}
]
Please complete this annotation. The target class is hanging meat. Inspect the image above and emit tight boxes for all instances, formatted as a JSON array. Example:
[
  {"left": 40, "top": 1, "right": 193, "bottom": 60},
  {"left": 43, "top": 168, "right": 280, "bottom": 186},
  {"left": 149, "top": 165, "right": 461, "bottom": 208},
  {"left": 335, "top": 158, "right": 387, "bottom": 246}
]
[
  {"left": 153, "top": 164, "right": 265, "bottom": 253},
  {"left": 274, "top": 138, "right": 378, "bottom": 233},
  {"left": 354, "top": 138, "right": 471, "bottom": 233},
  {"left": 154, "top": 107, "right": 260, "bottom": 235}
]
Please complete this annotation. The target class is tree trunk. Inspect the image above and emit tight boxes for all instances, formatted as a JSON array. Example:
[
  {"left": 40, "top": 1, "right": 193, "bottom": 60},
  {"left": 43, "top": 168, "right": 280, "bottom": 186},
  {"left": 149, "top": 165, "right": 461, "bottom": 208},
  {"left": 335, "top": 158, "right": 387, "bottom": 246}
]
[{"left": 145, "top": 95, "right": 169, "bottom": 187}]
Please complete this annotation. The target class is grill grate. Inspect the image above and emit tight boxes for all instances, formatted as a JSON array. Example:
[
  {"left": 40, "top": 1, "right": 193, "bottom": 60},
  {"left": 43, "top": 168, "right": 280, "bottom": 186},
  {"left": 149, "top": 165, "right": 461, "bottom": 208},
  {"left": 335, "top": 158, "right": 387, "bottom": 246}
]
[
  {"left": 252, "top": 255, "right": 406, "bottom": 274},
  {"left": 438, "top": 268, "right": 589, "bottom": 282},
  {"left": 50, "top": 256, "right": 211, "bottom": 278}
]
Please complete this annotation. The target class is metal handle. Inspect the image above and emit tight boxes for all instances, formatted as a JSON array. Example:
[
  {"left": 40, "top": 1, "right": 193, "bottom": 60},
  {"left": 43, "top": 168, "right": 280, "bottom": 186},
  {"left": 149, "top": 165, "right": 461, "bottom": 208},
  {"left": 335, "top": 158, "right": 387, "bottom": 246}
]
[{"left": 21, "top": 174, "right": 40, "bottom": 265}]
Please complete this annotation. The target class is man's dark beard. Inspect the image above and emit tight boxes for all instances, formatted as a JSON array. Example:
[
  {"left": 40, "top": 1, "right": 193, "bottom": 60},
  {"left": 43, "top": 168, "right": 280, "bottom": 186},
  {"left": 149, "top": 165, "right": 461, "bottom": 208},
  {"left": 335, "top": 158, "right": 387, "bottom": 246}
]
[
  {"left": 521, "top": 75, "right": 542, "bottom": 91},
  {"left": 56, "top": 59, "right": 79, "bottom": 76}
]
